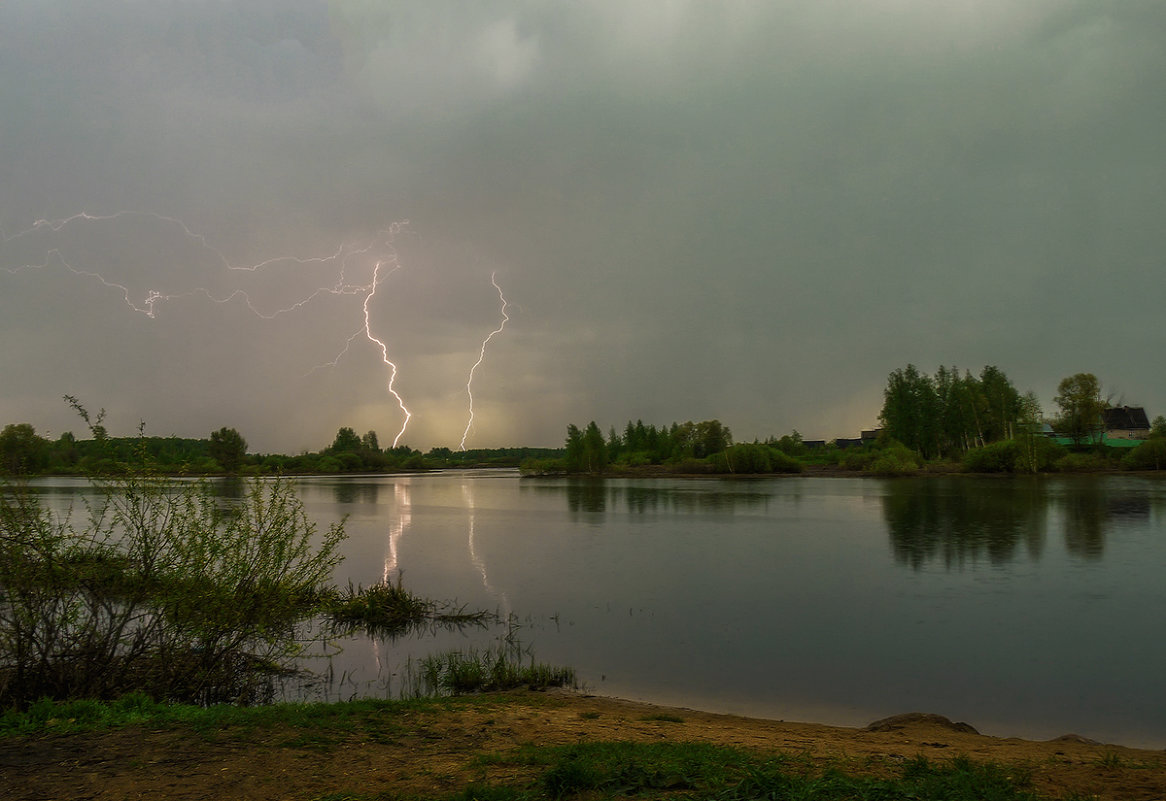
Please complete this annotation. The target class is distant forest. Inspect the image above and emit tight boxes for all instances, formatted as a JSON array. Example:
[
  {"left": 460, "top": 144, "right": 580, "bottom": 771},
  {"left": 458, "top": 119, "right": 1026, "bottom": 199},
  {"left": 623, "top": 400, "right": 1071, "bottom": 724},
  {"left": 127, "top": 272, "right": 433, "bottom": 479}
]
[
  {"left": 0, "top": 417, "right": 561, "bottom": 477},
  {"left": 537, "top": 366, "right": 1166, "bottom": 476},
  {"left": 2, "top": 366, "right": 1165, "bottom": 477}
]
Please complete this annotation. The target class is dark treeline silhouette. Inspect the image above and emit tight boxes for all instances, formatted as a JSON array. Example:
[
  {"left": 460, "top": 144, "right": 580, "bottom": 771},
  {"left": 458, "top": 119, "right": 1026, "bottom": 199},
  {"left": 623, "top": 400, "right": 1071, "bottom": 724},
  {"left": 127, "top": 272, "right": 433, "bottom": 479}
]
[
  {"left": 0, "top": 420, "right": 562, "bottom": 477},
  {"left": 529, "top": 418, "right": 803, "bottom": 476}
]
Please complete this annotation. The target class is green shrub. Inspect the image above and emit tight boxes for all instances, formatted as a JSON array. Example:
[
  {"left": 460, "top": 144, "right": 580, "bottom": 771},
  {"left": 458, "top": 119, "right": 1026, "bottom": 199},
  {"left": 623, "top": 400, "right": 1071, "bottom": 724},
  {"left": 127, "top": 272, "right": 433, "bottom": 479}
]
[
  {"left": 1056, "top": 452, "right": 1110, "bottom": 472},
  {"left": 1123, "top": 438, "right": 1166, "bottom": 470},
  {"left": 865, "top": 442, "right": 919, "bottom": 476},
  {"left": 518, "top": 458, "right": 565, "bottom": 475},
  {"left": 962, "top": 440, "right": 1019, "bottom": 473},
  {"left": 0, "top": 475, "right": 345, "bottom": 707},
  {"left": 840, "top": 449, "right": 877, "bottom": 471}
]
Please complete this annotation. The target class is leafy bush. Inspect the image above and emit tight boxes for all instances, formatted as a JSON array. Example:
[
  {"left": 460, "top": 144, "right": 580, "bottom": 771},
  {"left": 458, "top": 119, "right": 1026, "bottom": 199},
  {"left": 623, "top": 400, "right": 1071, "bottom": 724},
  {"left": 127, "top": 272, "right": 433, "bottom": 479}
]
[
  {"left": 865, "top": 442, "right": 919, "bottom": 476},
  {"left": 1055, "top": 452, "right": 1111, "bottom": 472},
  {"left": 839, "top": 449, "right": 877, "bottom": 471},
  {"left": 0, "top": 475, "right": 345, "bottom": 707},
  {"left": 962, "top": 440, "right": 1019, "bottom": 473},
  {"left": 709, "top": 444, "right": 803, "bottom": 474},
  {"left": 518, "top": 457, "right": 566, "bottom": 475},
  {"left": 1123, "top": 438, "right": 1166, "bottom": 470}
]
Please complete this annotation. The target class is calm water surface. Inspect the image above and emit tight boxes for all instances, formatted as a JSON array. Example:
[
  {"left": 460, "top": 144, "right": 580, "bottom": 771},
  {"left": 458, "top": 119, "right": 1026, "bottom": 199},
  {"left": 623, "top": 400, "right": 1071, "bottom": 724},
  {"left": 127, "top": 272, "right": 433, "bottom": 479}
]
[{"left": 31, "top": 472, "right": 1166, "bottom": 747}]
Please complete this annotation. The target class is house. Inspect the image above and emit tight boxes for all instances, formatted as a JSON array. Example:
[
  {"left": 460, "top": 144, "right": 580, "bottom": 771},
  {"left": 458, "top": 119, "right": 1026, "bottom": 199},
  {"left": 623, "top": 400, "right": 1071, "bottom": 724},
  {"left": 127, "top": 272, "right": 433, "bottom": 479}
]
[{"left": 1103, "top": 406, "right": 1151, "bottom": 440}]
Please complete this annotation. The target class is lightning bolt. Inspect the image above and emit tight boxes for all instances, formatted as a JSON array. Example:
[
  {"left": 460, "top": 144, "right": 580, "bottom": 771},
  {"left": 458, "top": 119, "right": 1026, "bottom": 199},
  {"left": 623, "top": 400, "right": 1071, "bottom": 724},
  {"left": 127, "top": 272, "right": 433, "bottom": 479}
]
[
  {"left": 4, "top": 213, "right": 519, "bottom": 449},
  {"left": 459, "top": 272, "right": 510, "bottom": 451},
  {"left": 363, "top": 260, "right": 412, "bottom": 448},
  {"left": 3, "top": 211, "right": 417, "bottom": 443},
  {"left": 2, "top": 211, "right": 402, "bottom": 319}
]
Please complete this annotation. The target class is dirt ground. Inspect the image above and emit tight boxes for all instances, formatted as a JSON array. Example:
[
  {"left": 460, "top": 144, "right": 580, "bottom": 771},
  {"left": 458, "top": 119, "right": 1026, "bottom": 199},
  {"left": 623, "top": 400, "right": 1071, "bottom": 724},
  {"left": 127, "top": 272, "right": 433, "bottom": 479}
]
[{"left": 3, "top": 691, "right": 1165, "bottom": 800}]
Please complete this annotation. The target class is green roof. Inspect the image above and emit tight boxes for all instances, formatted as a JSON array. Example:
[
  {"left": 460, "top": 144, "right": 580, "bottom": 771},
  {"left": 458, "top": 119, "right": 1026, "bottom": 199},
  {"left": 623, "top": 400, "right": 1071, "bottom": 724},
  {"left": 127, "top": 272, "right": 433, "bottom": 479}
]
[{"left": 1049, "top": 436, "right": 1142, "bottom": 449}]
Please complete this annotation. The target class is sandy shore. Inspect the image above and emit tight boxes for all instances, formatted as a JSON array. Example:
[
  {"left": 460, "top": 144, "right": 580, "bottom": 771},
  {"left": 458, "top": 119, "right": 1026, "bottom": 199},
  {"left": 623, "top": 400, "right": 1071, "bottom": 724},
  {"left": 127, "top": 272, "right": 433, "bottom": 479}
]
[{"left": 3, "top": 691, "right": 1165, "bottom": 800}]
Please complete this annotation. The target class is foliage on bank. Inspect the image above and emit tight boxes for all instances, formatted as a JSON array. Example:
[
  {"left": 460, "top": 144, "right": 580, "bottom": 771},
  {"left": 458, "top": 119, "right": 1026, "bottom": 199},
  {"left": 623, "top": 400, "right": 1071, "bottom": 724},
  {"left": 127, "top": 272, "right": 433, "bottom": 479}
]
[
  {"left": 0, "top": 695, "right": 1068, "bottom": 801},
  {"left": 0, "top": 413, "right": 562, "bottom": 477},
  {"left": 0, "top": 473, "right": 346, "bottom": 707}
]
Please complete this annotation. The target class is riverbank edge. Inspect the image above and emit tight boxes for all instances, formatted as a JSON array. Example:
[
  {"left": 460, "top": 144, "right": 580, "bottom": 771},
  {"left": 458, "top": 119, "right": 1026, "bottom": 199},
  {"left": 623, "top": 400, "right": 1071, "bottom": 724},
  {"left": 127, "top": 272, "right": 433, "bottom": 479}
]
[{"left": 3, "top": 690, "right": 1165, "bottom": 800}]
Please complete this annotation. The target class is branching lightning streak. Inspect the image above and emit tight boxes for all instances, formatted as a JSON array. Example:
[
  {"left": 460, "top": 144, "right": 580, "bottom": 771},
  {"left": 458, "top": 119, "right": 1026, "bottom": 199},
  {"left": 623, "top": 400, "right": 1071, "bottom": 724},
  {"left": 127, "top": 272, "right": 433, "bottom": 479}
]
[
  {"left": 2, "top": 211, "right": 395, "bottom": 319},
  {"left": 4, "top": 211, "right": 417, "bottom": 442},
  {"left": 459, "top": 272, "right": 510, "bottom": 451},
  {"left": 4, "top": 214, "right": 517, "bottom": 448},
  {"left": 363, "top": 260, "right": 412, "bottom": 448}
]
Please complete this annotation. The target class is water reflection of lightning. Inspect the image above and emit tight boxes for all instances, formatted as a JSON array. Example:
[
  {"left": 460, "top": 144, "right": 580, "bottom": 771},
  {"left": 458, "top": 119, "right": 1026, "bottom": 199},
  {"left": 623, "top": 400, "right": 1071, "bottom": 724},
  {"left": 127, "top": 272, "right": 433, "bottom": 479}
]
[
  {"left": 382, "top": 482, "right": 412, "bottom": 582},
  {"left": 462, "top": 479, "right": 511, "bottom": 617},
  {"left": 373, "top": 481, "right": 412, "bottom": 676},
  {"left": 459, "top": 272, "right": 510, "bottom": 451}
]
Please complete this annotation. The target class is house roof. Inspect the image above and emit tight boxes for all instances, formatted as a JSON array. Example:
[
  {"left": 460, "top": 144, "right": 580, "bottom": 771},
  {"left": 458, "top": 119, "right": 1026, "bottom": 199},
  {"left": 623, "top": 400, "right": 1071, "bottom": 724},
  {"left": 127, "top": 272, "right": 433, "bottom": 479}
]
[{"left": 1103, "top": 405, "right": 1150, "bottom": 431}]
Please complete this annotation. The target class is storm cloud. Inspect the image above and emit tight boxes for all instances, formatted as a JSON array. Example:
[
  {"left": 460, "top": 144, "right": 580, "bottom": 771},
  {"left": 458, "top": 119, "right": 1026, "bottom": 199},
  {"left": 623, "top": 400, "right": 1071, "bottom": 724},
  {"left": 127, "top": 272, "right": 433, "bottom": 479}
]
[{"left": 3, "top": 1, "right": 1164, "bottom": 452}]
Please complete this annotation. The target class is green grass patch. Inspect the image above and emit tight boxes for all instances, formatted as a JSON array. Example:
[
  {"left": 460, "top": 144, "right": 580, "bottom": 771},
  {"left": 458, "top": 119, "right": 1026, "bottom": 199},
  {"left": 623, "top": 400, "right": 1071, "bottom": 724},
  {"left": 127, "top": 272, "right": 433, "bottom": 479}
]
[
  {"left": 466, "top": 744, "right": 1059, "bottom": 800},
  {"left": 402, "top": 640, "right": 577, "bottom": 697},
  {"left": 323, "top": 578, "right": 495, "bottom": 639},
  {"left": 0, "top": 693, "right": 444, "bottom": 738}
]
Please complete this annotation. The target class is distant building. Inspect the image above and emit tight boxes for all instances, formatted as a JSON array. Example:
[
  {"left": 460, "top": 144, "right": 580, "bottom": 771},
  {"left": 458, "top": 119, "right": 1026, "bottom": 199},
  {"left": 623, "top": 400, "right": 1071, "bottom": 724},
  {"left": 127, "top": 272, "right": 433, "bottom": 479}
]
[{"left": 1103, "top": 406, "right": 1151, "bottom": 440}]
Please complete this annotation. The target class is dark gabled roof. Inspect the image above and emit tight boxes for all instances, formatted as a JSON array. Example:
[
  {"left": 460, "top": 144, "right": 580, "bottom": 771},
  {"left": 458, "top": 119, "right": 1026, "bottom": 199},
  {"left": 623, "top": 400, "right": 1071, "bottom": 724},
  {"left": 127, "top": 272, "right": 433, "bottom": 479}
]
[{"left": 1103, "top": 406, "right": 1150, "bottom": 431}]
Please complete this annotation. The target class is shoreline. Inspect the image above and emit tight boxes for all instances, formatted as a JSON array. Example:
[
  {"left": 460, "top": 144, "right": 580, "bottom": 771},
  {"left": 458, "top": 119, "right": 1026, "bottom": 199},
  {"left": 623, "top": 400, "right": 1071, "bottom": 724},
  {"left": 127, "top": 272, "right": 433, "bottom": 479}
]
[{"left": 4, "top": 690, "right": 1165, "bottom": 800}]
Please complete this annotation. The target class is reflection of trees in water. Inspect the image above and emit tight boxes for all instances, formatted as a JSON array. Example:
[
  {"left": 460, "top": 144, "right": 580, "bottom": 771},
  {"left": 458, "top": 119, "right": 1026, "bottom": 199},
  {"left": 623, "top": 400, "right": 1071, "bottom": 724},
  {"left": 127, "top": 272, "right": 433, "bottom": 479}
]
[
  {"left": 329, "top": 480, "right": 381, "bottom": 506},
  {"left": 1054, "top": 479, "right": 1151, "bottom": 560},
  {"left": 557, "top": 480, "right": 773, "bottom": 519},
  {"left": 883, "top": 479, "right": 1049, "bottom": 570},
  {"left": 211, "top": 475, "right": 246, "bottom": 499},
  {"left": 620, "top": 485, "right": 771, "bottom": 515},
  {"left": 565, "top": 479, "right": 608, "bottom": 516}
]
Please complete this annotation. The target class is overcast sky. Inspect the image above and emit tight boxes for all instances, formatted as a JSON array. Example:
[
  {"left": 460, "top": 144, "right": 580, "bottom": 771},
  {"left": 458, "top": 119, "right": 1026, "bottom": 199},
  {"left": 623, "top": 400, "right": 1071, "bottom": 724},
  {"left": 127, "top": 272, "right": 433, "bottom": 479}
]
[{"left": 2, "top": 1, "right": 1164, "bottom": 453}]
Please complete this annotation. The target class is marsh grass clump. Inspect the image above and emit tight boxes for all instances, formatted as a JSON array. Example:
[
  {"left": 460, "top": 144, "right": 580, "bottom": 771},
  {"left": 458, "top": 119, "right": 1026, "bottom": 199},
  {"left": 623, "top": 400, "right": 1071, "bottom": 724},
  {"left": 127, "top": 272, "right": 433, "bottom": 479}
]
[
  {"left": 403, "top": 636, "right": 576, "bottom": 697},
  {"left": 323, "top": 578, "right": 494, "bottom": 639}
]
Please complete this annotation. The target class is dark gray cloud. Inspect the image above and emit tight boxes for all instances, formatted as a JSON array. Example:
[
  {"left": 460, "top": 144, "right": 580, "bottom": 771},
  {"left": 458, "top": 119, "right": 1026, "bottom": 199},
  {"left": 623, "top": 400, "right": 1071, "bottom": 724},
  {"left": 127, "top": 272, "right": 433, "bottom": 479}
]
[{"left": 3, "top": 1, "right": 1164, "bottom": 452}]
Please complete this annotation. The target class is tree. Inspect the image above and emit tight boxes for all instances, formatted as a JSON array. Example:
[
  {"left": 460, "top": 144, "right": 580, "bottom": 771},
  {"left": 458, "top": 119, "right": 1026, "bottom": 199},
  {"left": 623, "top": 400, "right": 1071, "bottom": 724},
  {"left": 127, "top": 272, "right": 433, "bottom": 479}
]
[
  {"left": 694, "top": 420, "right": 732, "bottom": 458},
  {"left": 1053, "top": 373, "right": 1105, "bottom": 446},
  {"left": 208, "top": 427, "right": 248, "bottom": 473},
  {"left": 582, "top": 421, "right": 608, "bottom": 473},
  {"left": 879, "top": 365, "right": 938, "bottom": 458},
  {"left": 361, "top": 430, "right": 380, "bottom": 453},
  {"left": 1151, "top": 416, "right": 1166, "bottom": 439},
  {"left": 564, "top": 424, "right": 584, "bottom": 472},
  {"left": 329, "top": 427, "right": 362, "bottom": 454},
  {"left": 1014, "top": 391, "right": 1045, "bottom": 473},
  {"left": 979, "top": 365, "right": 1021, "bottom": 443},
  {"left": 0, "top": 424, "right": 49, "bottom": 475}
]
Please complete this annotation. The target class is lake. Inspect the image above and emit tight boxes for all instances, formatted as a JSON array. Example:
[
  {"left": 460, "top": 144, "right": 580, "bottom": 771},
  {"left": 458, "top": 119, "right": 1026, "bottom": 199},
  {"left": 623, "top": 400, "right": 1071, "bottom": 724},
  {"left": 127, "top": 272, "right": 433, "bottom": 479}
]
[{"left": 27, "top": 471, "right": 1166, "bottom": 747}]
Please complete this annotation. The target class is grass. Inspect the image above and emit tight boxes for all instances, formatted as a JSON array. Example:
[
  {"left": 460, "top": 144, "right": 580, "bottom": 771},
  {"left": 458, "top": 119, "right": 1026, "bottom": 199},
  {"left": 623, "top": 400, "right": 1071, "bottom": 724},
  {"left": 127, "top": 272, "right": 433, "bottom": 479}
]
[
  {"left": 458, "top": 744, "right": 1063, "bottom": 801},
  {"left": 402, "top": 639, "right": 577, "bottom": 697},
  {"left": 323, "top": 578, "right": 495, "bottom": 638},
  {"left": 2, "top": 696, "right": 1097, "bottom": 801},
  {"left": 0, "top": 692, "right": 444, "bottom": 738}
]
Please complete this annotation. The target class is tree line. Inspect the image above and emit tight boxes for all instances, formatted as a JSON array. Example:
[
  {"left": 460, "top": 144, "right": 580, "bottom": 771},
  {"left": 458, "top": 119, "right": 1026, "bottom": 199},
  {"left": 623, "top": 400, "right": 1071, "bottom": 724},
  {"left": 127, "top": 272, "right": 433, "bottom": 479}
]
[
  {"left": 0, "top": 414, "right": 559, "bottom": 477},
  {"left": 540, "top": 418, "right": 804, "bottom": 475},
  {"left": 879, "top": 365, "right": 1166, "bottom": 474}
]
